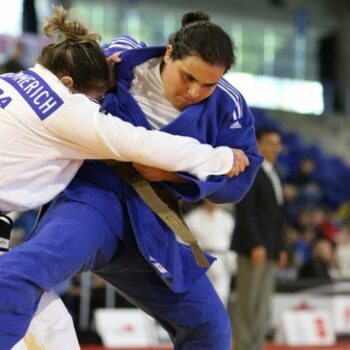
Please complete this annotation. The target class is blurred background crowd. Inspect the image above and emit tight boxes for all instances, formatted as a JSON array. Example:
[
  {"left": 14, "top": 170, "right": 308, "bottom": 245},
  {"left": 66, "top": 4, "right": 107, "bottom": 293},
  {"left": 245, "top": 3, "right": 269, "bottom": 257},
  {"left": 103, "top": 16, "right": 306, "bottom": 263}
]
[{"left": 3, "top": 0, "right": 350, "bottom": 346}]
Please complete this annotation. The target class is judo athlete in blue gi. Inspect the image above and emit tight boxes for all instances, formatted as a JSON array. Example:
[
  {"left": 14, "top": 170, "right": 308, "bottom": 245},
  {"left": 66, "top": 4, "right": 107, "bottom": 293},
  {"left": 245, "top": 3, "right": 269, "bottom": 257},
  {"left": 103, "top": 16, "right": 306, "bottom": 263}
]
[{"left": 0, "top": 10, "right": 262, "bottom": 349}]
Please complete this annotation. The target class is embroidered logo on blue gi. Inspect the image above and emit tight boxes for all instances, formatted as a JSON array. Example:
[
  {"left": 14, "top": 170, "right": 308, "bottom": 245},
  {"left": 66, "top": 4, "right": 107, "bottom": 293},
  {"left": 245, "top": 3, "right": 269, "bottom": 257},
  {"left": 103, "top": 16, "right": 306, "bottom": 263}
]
[
  {"left": 0, "top": 70, "right": 63, "bottom": 120},
  {"left": 149, "top": 256, "right": 168, "bottom": 274},
  {"left": 230, "top": 121, "right": 242, "bottom": 129},
  {"left": 230, "top": 110, "right": 242, "bottom": 129}
]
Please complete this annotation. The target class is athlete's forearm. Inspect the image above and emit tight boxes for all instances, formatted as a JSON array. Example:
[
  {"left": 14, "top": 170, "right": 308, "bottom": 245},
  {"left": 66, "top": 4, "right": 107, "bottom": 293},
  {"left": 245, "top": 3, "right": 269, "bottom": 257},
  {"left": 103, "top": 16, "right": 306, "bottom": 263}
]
[{"left": 45, "top": 95, "right": 234, "bottom": 180}]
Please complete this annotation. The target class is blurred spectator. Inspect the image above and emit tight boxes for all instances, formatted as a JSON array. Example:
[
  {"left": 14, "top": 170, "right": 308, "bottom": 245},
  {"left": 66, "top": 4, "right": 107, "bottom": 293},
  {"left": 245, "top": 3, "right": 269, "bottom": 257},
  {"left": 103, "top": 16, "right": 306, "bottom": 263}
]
[
  {"left": 336, "top": 201, "right": 350, "bottom": 228},
  {"left": 185, "top": 200, "right": 235, "bottom": 306},
  {"left": 295, "top": 208, "right": 323, "bottom": 237},
  {"left": 283, "top": 226, "right": 300, "bottom": 267},
  {"left": 283, "top": 183, "right": 300, "bottom": 224},
  {"left": 289, "top": 157, "right": 323, "bottom": 209},
  {"left": 318, "top": 208, "right": 340, "bottom": 245},
  {"left": 294, "top": 228, "right": 315, "bottom": 266},
  {"left": 335, "top": 225, "right": 350, "bottom": 278},
  {"left": 0, "top": 41, "right": 25, "bottom": 73},
  {"left": 232, "top": 128, "right": 286, "bottom": 350},
  {"left": 298, "top": 239, "right": 334, "bottom": 280},
  {"left": 290, "top": 157, "right": 316, "bottom": 187}
]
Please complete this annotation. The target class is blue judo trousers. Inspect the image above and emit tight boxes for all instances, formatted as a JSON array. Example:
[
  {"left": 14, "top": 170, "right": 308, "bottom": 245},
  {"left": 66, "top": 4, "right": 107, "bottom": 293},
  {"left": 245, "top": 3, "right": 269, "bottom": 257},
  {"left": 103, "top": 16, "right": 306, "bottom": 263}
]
[
  {"left": 0, "top": 162, "right": 231, "bottom": 349},
  {"left": 0, "top": 42, "right": 262, "bottom": 349}
]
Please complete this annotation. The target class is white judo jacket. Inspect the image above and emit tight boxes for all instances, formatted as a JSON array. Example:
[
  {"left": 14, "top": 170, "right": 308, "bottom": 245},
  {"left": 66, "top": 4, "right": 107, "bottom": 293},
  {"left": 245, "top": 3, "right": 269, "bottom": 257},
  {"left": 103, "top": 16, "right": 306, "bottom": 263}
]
[{"left": 0, "top": 64, "right": 233, "bottom": 212}]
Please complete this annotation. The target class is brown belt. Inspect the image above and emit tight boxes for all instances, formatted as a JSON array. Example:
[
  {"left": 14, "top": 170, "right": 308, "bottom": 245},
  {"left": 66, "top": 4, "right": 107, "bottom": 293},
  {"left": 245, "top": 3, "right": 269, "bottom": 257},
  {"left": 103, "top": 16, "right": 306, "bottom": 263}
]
[
  {"left": 23, "top": 332, "right": 44, "bottom": 350},
  {"left": 105, "top": 161, "right": 210, "bottom": 268}
]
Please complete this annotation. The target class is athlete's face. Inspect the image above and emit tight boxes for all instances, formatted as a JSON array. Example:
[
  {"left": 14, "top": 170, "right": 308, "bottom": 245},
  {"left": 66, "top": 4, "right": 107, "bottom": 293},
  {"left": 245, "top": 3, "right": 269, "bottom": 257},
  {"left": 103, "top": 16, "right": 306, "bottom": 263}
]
[{"left": 161, "top": 45, "right": 226, "bottom": 111}]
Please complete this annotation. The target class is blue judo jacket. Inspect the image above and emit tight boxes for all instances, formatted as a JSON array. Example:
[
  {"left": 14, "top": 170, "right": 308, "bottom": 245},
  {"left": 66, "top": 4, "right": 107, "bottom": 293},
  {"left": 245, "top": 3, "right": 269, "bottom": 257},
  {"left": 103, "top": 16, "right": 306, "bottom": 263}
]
[{"left": 66, "top": 40, "right": 263, "bottom": 292}]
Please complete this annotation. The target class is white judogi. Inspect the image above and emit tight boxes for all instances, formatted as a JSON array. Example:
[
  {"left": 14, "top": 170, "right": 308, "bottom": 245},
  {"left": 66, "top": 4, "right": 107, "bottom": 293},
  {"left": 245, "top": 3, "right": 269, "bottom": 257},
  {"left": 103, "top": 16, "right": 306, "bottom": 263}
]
[
  {"left": 0, "top": 64, "right": 233, "bottom": 213},
  {"left": 185, "top": 205, "right": 236, "bottom": 306},
  {"left": 12, "top": 290, "right": 80, "bottom": 350}
]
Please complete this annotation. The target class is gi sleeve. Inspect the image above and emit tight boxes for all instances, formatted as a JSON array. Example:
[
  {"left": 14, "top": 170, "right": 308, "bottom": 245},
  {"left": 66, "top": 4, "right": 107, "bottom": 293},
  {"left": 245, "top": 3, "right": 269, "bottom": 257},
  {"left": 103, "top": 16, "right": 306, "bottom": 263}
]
[
  {"left": 164, "top": 93, "right": 264, "bottom": 203},
  {"left": 42, "top": 94, "right": 234, "bottom": 180}
]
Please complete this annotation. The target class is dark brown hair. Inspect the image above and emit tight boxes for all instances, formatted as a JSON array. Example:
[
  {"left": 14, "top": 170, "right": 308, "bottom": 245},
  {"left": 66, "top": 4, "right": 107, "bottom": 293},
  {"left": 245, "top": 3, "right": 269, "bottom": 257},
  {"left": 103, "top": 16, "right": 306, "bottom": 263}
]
[{"left": 169, "top": 10, "right": 236, "bottom": 72}]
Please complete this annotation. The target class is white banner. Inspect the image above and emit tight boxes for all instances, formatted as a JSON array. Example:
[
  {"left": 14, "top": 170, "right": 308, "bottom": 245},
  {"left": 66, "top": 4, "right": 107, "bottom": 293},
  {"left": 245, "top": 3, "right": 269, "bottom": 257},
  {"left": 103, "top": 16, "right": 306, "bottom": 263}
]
[
  {"left": 332, "top": 296, "right": 350, "bottom": 333},
  {"left": 276, "top": 310, "right": 335, "bottom": 346},
  {"left": 95, "top": 308, "right": 171, "bottom": 348}
]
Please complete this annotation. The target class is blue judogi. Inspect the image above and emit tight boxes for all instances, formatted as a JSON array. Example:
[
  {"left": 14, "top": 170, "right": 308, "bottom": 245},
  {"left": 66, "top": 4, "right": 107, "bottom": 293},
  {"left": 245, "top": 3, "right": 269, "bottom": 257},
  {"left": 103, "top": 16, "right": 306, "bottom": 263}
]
[
  {"left": 94, "top": 43, "right": 263, "bottom": 289},
  {"left": 0, "top": 38, "right": 262, "bottom": 349}
]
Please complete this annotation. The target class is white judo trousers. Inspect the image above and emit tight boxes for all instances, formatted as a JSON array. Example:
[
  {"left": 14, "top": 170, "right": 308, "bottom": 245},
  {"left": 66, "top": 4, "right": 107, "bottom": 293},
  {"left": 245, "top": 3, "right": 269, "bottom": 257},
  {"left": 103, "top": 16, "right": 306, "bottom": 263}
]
[{"left": 13, "top": 290, "right": 80, "bottom": 350}]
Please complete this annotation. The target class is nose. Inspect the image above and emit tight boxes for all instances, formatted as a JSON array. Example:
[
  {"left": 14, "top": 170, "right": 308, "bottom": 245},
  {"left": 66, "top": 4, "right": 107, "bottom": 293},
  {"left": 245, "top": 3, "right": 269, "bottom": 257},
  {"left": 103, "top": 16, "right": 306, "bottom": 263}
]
[{"left": 187, "top": 83, "right": 200, "bottom": 99}]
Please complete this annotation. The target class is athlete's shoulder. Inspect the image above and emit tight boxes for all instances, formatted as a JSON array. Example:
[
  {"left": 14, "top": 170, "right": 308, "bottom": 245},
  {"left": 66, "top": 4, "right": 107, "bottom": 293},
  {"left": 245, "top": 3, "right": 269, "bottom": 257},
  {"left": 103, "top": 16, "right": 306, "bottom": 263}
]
[
  {"left": 102, "top": 34, "right": 148, "bottom": 56},
  {"left": 216, "top": 77, "right": 247, "bottom": 120},
  {"left": 0, "top": 66, "right": 68, "bottom": 121}
]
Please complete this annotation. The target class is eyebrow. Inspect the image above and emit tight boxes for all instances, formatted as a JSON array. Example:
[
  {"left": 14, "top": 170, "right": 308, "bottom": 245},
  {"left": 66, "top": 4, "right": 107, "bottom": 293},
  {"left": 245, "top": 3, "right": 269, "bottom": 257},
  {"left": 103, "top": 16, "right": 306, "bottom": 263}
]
[{"left": 182, "top": 70, "right": 219, "bottom": 87}]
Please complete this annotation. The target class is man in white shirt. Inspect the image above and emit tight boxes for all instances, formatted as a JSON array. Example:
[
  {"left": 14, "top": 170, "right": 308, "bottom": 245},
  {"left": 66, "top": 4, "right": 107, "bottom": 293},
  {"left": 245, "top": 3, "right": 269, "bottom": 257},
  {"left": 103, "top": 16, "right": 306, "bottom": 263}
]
[{"left": 185, "top": 200, "right": 236, "bottom": 306}]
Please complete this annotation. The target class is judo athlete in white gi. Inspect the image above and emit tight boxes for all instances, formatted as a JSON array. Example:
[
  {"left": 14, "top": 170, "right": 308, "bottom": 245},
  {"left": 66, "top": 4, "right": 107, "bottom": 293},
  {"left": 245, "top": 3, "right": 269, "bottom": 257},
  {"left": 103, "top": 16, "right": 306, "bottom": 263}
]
[
  {"left": 0, "top": 7, "right": 250, "bottom": 349},
  {"left": 0, "top": 8, "right": 257, "bottom": 349},
  {"left": 12, "top": 290, "right": 79, "bottom": 350}
]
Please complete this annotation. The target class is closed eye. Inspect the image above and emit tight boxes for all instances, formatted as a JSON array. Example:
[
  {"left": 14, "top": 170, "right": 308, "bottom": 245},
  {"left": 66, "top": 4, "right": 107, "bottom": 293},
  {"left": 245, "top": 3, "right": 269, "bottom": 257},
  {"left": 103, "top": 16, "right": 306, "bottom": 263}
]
[
  {"left": 183, "top": 72, "right": 195, "bottom": 82},
  {"left": 182, "top": 71, "right": 218, "bottom": 88},
  {"left": 204, "top": 83, "right": 217, "bottom": 88}
]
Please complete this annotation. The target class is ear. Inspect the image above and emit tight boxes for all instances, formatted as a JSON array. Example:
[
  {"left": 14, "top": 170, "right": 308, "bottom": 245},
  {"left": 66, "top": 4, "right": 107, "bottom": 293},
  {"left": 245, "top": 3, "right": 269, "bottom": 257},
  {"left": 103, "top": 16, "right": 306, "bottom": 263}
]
[
  {"left": 164, "top": 45, "right": 173, "bottom": 64},
  {"left": 60, "top": 76, "right": 74, "bottom": 90}
]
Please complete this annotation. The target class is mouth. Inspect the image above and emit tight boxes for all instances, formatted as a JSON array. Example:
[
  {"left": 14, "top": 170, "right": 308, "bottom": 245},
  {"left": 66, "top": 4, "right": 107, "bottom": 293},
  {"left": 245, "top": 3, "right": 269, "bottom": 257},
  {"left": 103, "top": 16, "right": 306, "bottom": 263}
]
[{"left": 181, "top": 95, "right": 194, "bottom": 103}]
